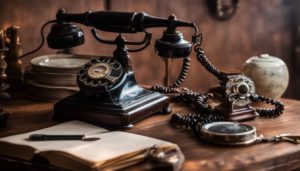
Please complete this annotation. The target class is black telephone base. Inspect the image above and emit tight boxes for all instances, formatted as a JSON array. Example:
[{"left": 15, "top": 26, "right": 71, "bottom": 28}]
[{"left": 53, "top": 89, "right": 170, "bottom": 129}]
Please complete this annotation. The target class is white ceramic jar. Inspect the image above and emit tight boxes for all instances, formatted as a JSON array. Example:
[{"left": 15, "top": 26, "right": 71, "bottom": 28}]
[{"left": 242, "top": 54, "right": 289, "bottom": 98}]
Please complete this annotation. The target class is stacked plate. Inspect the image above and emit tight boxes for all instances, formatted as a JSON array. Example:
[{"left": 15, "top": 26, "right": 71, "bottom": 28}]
[{"left": 26, "top": 54, "right": 96, "bottom": 101}]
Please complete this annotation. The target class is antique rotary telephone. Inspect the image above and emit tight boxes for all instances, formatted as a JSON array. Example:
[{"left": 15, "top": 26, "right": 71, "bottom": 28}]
[{"left": 23, "top": 9, "right": 200, "bottom": 128}]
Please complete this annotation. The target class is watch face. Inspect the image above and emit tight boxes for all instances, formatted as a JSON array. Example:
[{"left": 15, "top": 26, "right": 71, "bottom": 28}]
[
  {"left": 87, "top": 63, "right": 111, "bottom": 79},
  {"left": 205, "top": 122, "right": 254, "bottom": 134}
]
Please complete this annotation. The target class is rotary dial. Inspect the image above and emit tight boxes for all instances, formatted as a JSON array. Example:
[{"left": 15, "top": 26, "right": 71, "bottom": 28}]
[
  {"left": 77, "top": 57, "right": 123, "bottom": 96},
  {"left": 87, "top": 63, "right": 111, "bottom": 79}
]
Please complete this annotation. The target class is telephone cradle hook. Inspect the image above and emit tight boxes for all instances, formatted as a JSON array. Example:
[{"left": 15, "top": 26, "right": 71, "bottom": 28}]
[{"left": 91, "top": 28, "right": 152, "bottom": 52}]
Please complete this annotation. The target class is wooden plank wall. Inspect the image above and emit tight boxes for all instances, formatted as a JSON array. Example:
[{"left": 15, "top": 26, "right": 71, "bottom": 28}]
[{"left": 0, "top": 0, "right": 297, "bottom": 98}]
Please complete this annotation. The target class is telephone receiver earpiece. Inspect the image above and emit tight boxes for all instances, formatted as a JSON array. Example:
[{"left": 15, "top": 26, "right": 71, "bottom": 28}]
[
  {"left": 47, "top": 22, "right": 85, "bottom": 49},
  {"left": 19, "top": 20, "right": 84, "bottom": 58}
]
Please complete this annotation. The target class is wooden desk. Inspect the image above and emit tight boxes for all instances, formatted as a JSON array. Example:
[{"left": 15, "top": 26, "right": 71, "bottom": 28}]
[{"left": 1, "top": 97, "right": 300, "bottom": 171}]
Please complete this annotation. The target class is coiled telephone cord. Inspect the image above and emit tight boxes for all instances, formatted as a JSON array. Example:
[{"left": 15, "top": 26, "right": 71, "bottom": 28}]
[
  {"left": 169, "top": 88, "right": 224, "bottom": 135},
  {"left": 194, "top": 45, "right": 226, "bottom": 82},
  {"left": 250, "top": 94, "right": 284, "bottom": 117},
  {"left": 172, "top": 57, "right": 191, "bottom": 88}
]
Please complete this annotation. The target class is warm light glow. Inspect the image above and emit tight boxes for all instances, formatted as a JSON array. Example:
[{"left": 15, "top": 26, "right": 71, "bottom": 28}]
[{"left": 1, "top": 22, "right": 11, "bottom": 29}]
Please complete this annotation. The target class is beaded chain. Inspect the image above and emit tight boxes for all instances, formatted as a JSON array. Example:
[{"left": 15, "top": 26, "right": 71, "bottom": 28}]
[{"left": 151, "top": 34, "right": 285, "bottom": 136}]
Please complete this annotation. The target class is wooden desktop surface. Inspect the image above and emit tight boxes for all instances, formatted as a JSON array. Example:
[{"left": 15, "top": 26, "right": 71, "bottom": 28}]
[{"left": 1, "top": 96, "right": 300, "bottom": 171}]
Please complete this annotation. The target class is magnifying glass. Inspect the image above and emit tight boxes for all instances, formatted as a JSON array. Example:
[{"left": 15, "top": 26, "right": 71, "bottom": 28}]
[{"left": 200, "top": 122, "right": 259, "bottom": 146}]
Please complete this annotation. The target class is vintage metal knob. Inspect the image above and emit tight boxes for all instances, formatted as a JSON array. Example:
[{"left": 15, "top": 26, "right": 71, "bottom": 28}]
[{"left": 237, "top": 84, "right": 248, "bottom": 95}]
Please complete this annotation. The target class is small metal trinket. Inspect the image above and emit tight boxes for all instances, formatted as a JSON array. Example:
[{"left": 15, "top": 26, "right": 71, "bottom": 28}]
[
  {"left": 5, "top": 26, "right": 23, "bottom": 86},
  {"left": 0, "top": 29, "right": 10, "bottom": 126},
  {"left": 206, "top": 0, "right": 239, "bottom": 20},
  {"left": 0, "top": 30, "right": 10, "bottom": 99}
]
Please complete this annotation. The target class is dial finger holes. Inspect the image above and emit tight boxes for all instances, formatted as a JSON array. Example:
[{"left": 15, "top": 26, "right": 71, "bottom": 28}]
[
  {"left": 84, "top": 77, "right": 92, "bottom": 85},
  {"left": 78, "top": 69, "right": 86, "bottom": 76},
  {"left": 99, "top": 79, "right": 107, "bottom": 86},
  {"left": 91, "top": 80, "right": 99, "bottom": 87},
  {"left": 102, "top": 58, "right": 109, "bottom": 63},
  {"left": 108, "top": 58, "right": 115, "bottom": 64},
  {"left": 82, "top": 63, "right": 90, "bottom": 70},
  {"left": 97, "top": 58, "right": 105, "bottom": 63},
  {"left": 112, "top": 63, "right": 121, "bottom": 70},
  {"left": 78, "top": 75, "right": 87, "bottom": 82},
  {"left": 90, "top": 59, "right": 98, "bottom": 64}
]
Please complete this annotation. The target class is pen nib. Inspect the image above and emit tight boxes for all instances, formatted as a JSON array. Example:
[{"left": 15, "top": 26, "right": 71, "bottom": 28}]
[{"left": 82, "top": 137, "right": 101, "bottom": 141}]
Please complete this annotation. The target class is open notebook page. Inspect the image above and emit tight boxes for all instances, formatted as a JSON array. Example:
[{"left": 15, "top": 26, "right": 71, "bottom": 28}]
[{"left": 0, "top": 120, "right": 172, "bottom": 164}]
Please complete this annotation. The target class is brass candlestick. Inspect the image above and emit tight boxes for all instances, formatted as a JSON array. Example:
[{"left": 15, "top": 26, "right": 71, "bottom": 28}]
[
  {"left": 0, "top": 29, "right": 10, "bottom": 126},
  {"left": 5, "top": 26, "right": 23, "bottom": 86},
  {"left": 0, "top": 30, "right": 9, "bottom": 98}
]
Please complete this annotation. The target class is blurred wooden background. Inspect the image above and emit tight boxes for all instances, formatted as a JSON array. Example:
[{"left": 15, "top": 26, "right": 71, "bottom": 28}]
[{"left": 0, "top": 0, "right": 299, "bottom": 98}]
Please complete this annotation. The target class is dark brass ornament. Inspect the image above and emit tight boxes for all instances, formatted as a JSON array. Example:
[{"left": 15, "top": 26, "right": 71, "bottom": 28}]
[
  {"left": 0, "top": 29, "right": 10, "bottom": 126},
  {"left": 5, "top": 26, "right": 24, "bottom": 86},
  {"left": 0, "top": 30, "right": 10, "bottom": 99},
  {"left": 207, "top": 0, "right": 239, "bottom": 20}
]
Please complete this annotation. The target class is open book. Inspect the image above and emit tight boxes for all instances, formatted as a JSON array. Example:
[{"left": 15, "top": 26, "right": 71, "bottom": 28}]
[{"left": 0, "top": 121, "right": 184, "bottom": 171}]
